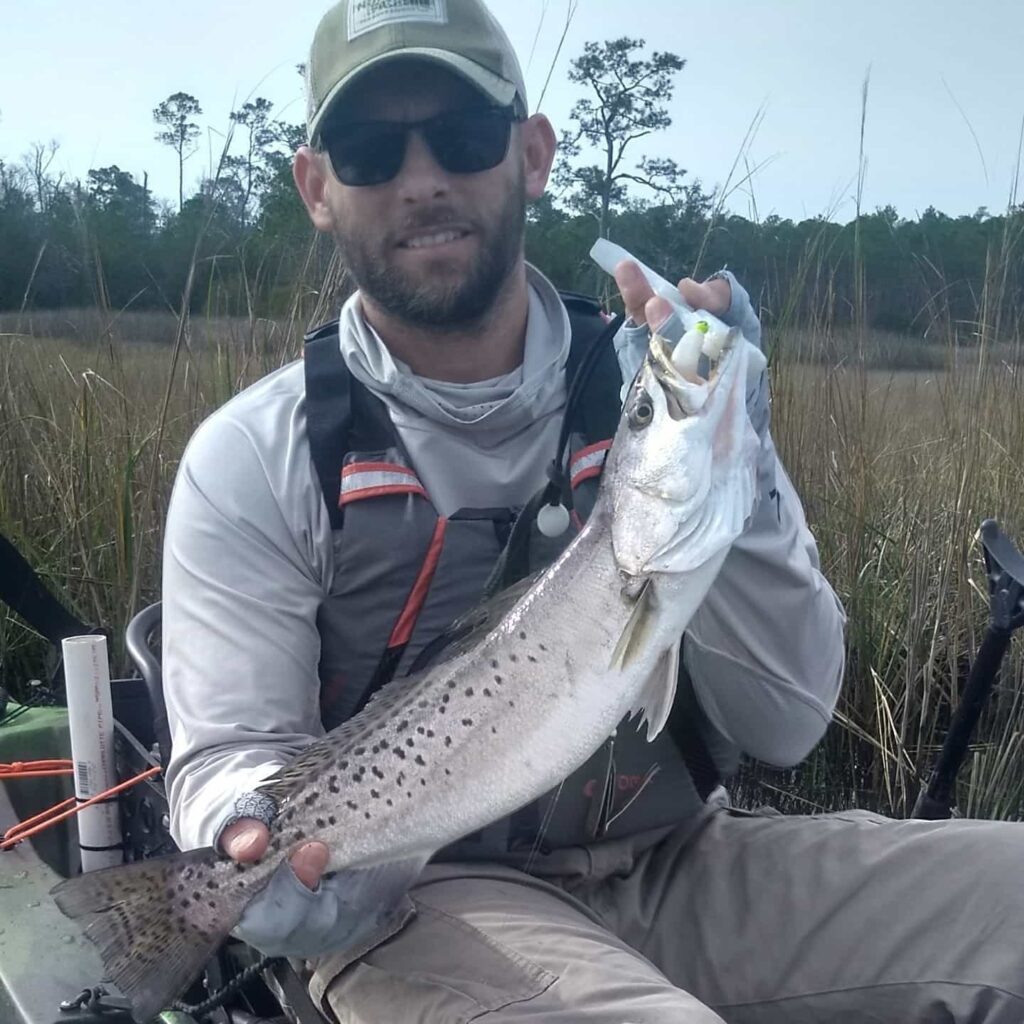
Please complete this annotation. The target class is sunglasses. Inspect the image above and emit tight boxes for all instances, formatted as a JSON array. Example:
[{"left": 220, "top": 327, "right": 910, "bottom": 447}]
[{"left": 321, "top": 106, "right": 521, "bottom": 187}]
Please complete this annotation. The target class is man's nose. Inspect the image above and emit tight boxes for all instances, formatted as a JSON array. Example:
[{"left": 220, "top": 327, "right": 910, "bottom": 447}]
[{"left": 393, "top": 129, "right": 449, "bottom": 201}]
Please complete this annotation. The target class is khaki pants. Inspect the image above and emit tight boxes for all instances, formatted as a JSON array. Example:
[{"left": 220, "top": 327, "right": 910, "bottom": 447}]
[{"left": 310, "top": 808, "right": 1024, "bottom": 1022}]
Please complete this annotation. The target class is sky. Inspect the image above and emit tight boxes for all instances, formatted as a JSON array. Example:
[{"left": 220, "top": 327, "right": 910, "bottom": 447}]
[{"left": 1, "top": 0, "right": 1022, "bottom": 223}]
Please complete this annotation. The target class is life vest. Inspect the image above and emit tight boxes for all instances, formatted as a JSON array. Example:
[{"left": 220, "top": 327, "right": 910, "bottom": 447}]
[{"left": 302, "top": 294, "right": 736, "bottom": 858}]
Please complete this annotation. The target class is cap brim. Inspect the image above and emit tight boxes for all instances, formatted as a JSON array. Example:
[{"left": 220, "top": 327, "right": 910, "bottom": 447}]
[{"left": 308, "top": 48, "right": 518, "bottom": 144}]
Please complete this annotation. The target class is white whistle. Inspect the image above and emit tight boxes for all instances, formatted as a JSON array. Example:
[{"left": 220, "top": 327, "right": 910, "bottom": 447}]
[{"left": 537, "top": 502, "right": 571, "bottom": 537}]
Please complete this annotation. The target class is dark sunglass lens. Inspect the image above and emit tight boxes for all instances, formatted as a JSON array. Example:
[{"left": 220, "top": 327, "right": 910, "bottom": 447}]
[
  {"left": 426, "top": 110, "right": 512, "bottom": 174},
  {"left": 327, "top": 123, "right": 406, "bottom": 186}
]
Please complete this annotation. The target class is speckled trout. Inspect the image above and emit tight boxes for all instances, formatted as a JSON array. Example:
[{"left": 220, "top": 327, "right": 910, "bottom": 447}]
[{"left": 52, "top": 317, "right": 761, "bottom": 1022}]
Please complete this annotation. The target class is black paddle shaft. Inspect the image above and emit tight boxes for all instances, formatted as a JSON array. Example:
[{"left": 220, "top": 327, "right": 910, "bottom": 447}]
[{"left": 912, "top": 520, "right": 1024, "bottom": 820}]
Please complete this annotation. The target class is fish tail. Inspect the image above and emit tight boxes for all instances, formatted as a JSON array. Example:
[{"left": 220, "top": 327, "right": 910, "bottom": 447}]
[{"left": 51, "top": 848, "right": 250, "bottom": 1023}]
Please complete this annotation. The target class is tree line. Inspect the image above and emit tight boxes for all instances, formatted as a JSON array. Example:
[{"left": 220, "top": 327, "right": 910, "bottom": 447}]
[{"left": 1, "top": 39, "right": 1021, "bottom": 340}]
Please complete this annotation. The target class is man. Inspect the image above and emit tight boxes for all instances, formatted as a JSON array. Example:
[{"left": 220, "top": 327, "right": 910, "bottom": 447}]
[{"left": 162, "top": 1, "right": 1024, "bottom": 1021}]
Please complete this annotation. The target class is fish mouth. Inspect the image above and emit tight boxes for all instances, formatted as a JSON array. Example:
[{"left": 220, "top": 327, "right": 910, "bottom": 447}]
[{"left": 646, "top": 324, "right": 740, "bottom": 418}]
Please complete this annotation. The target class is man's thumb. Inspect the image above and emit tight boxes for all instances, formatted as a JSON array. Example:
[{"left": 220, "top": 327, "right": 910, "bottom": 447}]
[{"left": 221, "top": 819, "right": 269, "bottom": 861}]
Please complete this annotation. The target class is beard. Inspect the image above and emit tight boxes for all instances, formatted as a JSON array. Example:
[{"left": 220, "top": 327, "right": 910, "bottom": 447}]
[{"left": 331, "top": 174, "right": 526, "bottom": 330}]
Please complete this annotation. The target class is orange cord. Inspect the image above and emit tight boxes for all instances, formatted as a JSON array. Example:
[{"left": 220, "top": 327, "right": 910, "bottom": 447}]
[
  {"left": 1, "top": 765, "right": 161, "bottom": 851},
  {"left": 0, "top": 759, "right": 74, "bottom": 779}
]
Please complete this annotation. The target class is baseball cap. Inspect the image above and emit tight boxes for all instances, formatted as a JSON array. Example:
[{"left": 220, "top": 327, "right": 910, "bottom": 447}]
[{"left": 306, "top": 0, "right": 529, "bottom": 144}]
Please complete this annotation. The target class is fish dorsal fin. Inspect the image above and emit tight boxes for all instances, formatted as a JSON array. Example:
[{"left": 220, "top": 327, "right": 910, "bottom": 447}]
[
  {"left": 259, "top": 573, "right": 547, "bottom": 808},
  {"left": 408, "top": 569, "right": 546, "bottom": 673},
  {"left": 256, "top": 668, "right": 432, "bottom": 807}
]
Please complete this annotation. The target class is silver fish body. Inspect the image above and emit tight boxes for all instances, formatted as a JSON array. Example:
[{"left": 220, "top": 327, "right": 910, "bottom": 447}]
[{"left": 52, "top": 319, "right": 761, "bottom": 1022}]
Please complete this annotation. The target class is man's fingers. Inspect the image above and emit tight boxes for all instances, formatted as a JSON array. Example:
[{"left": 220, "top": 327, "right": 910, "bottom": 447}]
[
  {"left": 678, "top": 276, "right": 731, "bottom": 317},
  {"left": 644, "top": 296, "right": 674, "bottom": 332},
  {"left": 220, "top": 819, "right": 270, "bottom": 862},
  {"left": 289, "top": 841, "right": 330, "bottom": 890},
  {"left": 613, "top": 260, "right": 654, "bottom": 324}
]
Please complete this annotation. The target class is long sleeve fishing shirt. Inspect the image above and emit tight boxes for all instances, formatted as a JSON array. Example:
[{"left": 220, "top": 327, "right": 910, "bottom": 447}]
[{"left": 162, "top": 264, "right": 846, "bottom": 852}]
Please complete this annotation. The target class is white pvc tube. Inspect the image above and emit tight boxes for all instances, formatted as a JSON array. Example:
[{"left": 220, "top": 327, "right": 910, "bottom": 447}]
[{"left": 62, "top": 635, "right": 122, "bottom": 871}]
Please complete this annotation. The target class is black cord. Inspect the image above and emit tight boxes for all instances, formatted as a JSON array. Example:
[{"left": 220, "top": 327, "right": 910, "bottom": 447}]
[
  {"left": 170, "top": 955, "right": 282, "bottom": 1019},
  {"left": 545, "top": 313, "right": 625, "bottom": 512}
]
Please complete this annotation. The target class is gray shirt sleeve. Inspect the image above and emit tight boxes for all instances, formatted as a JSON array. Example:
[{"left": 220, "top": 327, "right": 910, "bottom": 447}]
[
  {"left": 162, "top": 381, "right": 332, "bottom": 851},
  {"left": 683, "top": 271, "right": 846, "bottom": 766}
]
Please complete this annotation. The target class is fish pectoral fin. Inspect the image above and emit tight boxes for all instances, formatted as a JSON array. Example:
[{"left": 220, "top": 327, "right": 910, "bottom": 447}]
[
  {"left": 610, "top": 579, "right": 654, "bottom": 671},
  {"left": 630, "top": 639, "right": 681, "bottom": 741}
]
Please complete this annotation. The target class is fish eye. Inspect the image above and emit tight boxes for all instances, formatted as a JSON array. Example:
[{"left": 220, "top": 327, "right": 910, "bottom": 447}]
[{"left": 628, "top": 391, "right": 655, "bottom": 430}]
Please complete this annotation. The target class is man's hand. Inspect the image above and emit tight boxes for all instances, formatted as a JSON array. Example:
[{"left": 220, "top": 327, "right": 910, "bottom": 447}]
[
  {"left": 612, "top": 260, "right": 731, "bottom": 330},
  {"left": 220, "top": 817, "right": 329, "bottom": 890}
]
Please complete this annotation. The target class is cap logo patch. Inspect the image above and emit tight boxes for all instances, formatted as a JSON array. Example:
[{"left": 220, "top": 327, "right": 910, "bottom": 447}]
[{"left": 347, "top": 0, "right": 448, "bottom": 40}]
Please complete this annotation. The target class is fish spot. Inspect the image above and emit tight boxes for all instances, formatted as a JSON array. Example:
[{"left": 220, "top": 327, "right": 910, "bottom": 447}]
[
  {"left": 406, "top": 738, "right": 415, "bottom": 747},
  {"left": 316, "top": 817, "right": 326, "bottom": 828},
  {"left": 461, "top": 718, "right": 473, "bottom": 727},
  {"left": 445, "top": 768, "right": 452, "bottom": 776},
  {"left": 394, "top": 748, "right": 406, "bottom": 759},
  {"left": 519, "top": 631, "right": 527, "bottom": 640},
  {"left": 397, "top": 772, "right": 406, "bottom": 786},
  {"left": 417, "top": 726, "right": 426, "bottom": 734},
  {"left": 464, "top": 687, "right": 474, "bottom": 697},
  {"left": 406, "top": 791, "right": 413, "bottom": 799},
  {"left": 420, "top": 778, "right": 427, "bottom": 787},
  {"left": 353, "top": 747, "right": 366, "bottom": 756},
  {"left": 193, "top": 891, "right": 202, "bottom": 901},
  {"left": 346, "top": 800, "right": 358, "bottom": 810},
  {"left": 370, "top": 789, "right": 380, "bottom": 799},
  {"left": 285, "top": 809, "right": 295, "bottom": 821},
  {"left": 208, "top": 900, "right": 216, "bottom": 909},
  {"left": 206, "top": 880, "right": 218, "bottom": 891},
  {"left": 442, "top": 694, "right": 450, "bottom": 704},
  {"left": 494, "top": 675, "right": 503, "bottom": 685},
  {"left": 414, "top": 755, "right": 426, "bottom": 767},
  {"left": 234, "top": 863, "right": 246, "bottom": 873},
  {"left": 352, "top": 773, "right": 362, "bottom": 783},
  {"left": 237, "top": 880, "right": 245, "bottom": 889},
  {"left": 371, "top": 744, "right": 380, "bottom": 754},
  {"left": 304, "top": 792, "right": 319, "bottom": 806},
  {"left": 378, "top": 741, "right": 390, "bottom": 751},
  {"left": 180, "top": 899, "right": 191, "bottom": 909},
  {"left": 270, "top": 838, "right": 281, "bottom": 853},
  {"left": 447, "top": 680, "right": 457, "bottom": 689},
  {"left": 386, "top": 798, "right": 393, "bottom": 807},
  {"left": 509, "top": 654, "right": 518, "bottom": 663},
  {"left": 397, "top": 720, "right": 409, "bottom": 732},
  {"left": 177, "top": 884, "right": 185, "bottom": 893},
  {"left": 184, "top": 869, "right": 194, "bottom": 881},
  {"left": 328, "top": 815, "right": 336, "bottom": 825},
  {"left": 483, "top": 688, "right": 492, "bottom": 697},
  {"left": 417, "top": 699, "right": 429, "bottom": 708},
  {"left": 444, "top": 736, "right": 452, "bottom": 747},
  {"left": 539, "top": 643, "right": 548, "bottom": 651},
  {"left": 329, "top": 778, "right": 340, "bottom": 793},
  {"left": 339, "top": 760, "right": 349, "bottom": 770},
  {"left": 426, "top": 729, "right": 434, "bottom": 738},
  {"left": 508, "top": 700, "right": 515, "bottom": 707},
  {"left": 527, "top": 655, "right": 537, "bottom": 663},
  {"left": 490, "top": 659, "right": 499, "bottom": 669},
  {"left": 371, "top": 766, "right": 385, "bottom": 779},
  {"left": 492, "top": 726, "right": 498, "bottom": 734},
  {"left": 364, "top": 811, "right": 372, "bottom": 819},
  {"left": 439, "top": 705, "right": 447, "bottom": 714}
]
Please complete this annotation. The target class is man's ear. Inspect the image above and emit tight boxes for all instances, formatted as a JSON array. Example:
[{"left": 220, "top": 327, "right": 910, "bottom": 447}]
[
  {"left": 293, "top": 146, "right": 337, "bottom": 233},
  {"left": 519, "top": 114, "right": 558, "bottom": 201}
]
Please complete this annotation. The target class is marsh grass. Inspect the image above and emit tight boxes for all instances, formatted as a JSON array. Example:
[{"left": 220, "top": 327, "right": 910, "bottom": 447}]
[{"left": 2, "top": 207, "right": 1024, "bottom": 820}]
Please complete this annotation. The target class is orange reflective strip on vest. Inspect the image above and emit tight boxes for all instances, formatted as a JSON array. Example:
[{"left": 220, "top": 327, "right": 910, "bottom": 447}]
[
  {"left": 569, "top": 440, "right": 612, "bottom": 489},
  {"left": 340, "top": 461, "right": 428, "bottom": 506}
]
